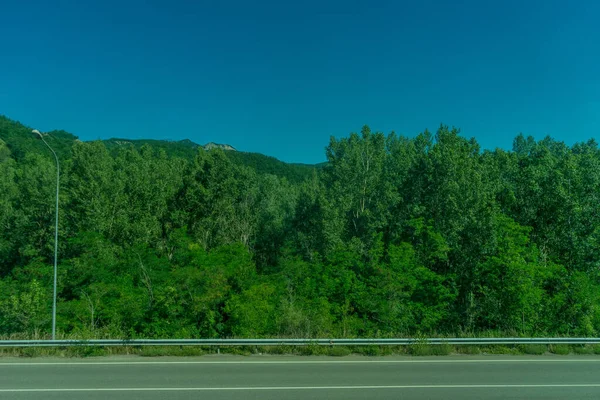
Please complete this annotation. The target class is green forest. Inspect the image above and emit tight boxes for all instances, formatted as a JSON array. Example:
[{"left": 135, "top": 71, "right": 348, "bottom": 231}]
[{"left": 1, "top": 115, "right": 599, "bottom": 339}]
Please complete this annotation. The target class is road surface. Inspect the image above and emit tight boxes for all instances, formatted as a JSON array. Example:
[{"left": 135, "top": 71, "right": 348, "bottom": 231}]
[{"left": 2, "top": 355, "right": 600, "bottom": 399}]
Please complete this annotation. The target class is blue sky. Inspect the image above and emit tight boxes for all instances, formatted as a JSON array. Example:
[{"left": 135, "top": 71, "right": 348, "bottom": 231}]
[{"left": 1, "top": 0, "right": 598, "bottom": 164}]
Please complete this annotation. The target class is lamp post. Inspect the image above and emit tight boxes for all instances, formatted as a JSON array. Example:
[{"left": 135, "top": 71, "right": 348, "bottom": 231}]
[{"left": 32, "top": 129, "right": 59, "bottom": 340}]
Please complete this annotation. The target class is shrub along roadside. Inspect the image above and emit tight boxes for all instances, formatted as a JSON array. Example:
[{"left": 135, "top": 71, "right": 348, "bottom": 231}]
[{"left": 3, "top": 344, "right": 600, "bottom": 358}]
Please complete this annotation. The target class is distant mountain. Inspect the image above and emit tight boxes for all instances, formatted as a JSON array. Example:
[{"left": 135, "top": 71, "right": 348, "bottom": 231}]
[
  {"left": 102, "top": 137, "right": 315, "bottom": 183},
  {"left": 224, "top": 151, "right": 317, "bottom": 183},
  {"left": 0, "top": 115, "right": 77, "bottom": 161},
  {"left": 104, "top": 138, "right": 236, "bottom": 154},
  {"left": 204, "top": 142, "right": 236, "bottom": 151},
  {"left": 0, "top": 115, "right": 320, "bottom": 183},
  {"left": 103, "top": 138, "right": 200, "bottom": 159}
]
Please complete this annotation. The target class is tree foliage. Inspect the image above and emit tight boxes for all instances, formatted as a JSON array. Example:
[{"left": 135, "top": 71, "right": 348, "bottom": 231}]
[{"left": 1, "top": 115, "right": 599, "bottom": 338}]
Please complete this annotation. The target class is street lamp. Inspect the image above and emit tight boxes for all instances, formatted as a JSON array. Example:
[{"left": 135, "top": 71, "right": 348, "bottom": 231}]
[{"left": 32, "top": 129, "right": 59, "bottom": 340}]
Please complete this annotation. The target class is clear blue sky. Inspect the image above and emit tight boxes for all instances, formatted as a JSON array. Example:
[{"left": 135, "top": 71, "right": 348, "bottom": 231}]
[{"left": 1, "top": 0, "right": 598, "bottom": 164}]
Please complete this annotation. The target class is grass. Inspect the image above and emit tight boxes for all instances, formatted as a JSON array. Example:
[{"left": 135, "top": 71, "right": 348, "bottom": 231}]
[
  {"left": 4, "top": 330, "right": 600, "bottom": 358},
  {"left": 409, "top": 342, "right": 452, "bottom": 356},
  {"left": 326, "top": 346, "right": 351, "bottom": 357},
  {"left": 7, "top": 343, "right": 600, "bottom": 358},
  {"left": 65, "top": 346, "right": 108, "bottom": 357},
  {"left": 549, "top": 344, "right": 570, "bottom": 355},
  {"left": 572, "top": 345, "right": 594, "bottom": 355},
  {"left": 356, "top": 345, "right": 381, "bottom": 356},
  {"left": 139, "top": 346, "right": 206, "bottom": 357},
  {"left": 2, "top": 337, "right": 600, "bottom": 358},
  {"left": 261, "top": 345, "right": 292, "bottom": 355},
  {"left": 432, "top": 343, "right": 453, "bottom": 356},
  {"left": 479, "top": 345, "right": 521, "bottom": 355},
  {"left": 0, "top": 346, "right": 128, "bottom": 358},
  {"left": 294, "top": 344, "right": 324, "bottom": 356},
  {"left": 520, "top": 344, "right": 547, "bottom": 355},
  {"left": 457, "top": 345, "right": 481, "bottom": 355}
]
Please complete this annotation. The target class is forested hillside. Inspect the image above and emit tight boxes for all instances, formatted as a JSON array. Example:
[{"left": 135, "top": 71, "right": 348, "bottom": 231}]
[
  {"left": 1, "top": 115, "right": 599, "bottom": 339},
  {"left": 102, "top": 137, "right": 316, "bottom": 183},
  {"left": 0, "top": 116, "right": 315, "bottom": 184}
]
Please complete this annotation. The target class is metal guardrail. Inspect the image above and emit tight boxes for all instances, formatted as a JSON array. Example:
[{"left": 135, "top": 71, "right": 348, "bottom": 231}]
[{"left": 1, "top": 338, "right": 600, "bottom": 347}]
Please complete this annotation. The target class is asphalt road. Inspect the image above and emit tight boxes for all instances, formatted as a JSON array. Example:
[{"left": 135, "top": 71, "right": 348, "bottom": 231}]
[{"left": 2, "top": 355, "right": 600, "bottom": 399}]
